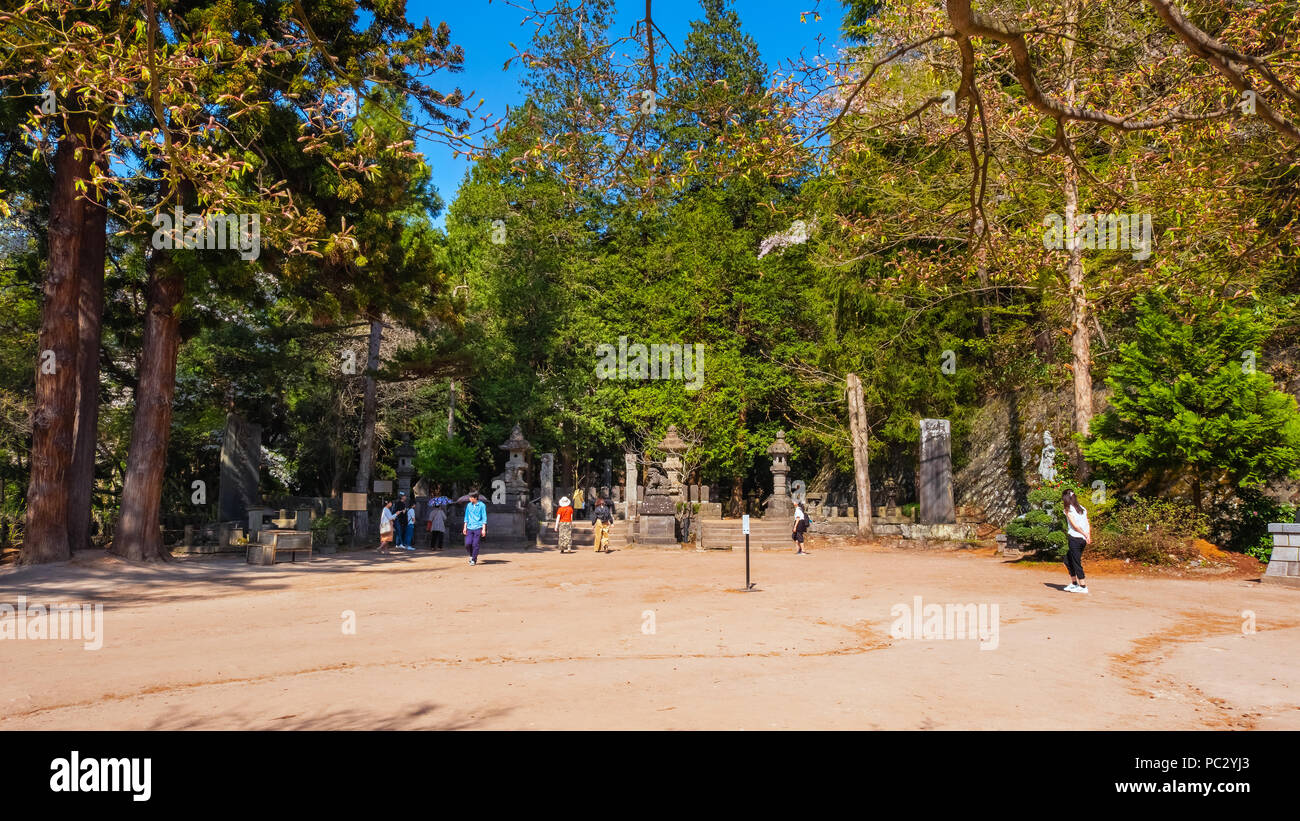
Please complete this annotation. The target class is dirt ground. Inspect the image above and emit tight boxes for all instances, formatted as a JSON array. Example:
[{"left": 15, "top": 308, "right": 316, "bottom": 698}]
[{"left": 1, "top": 537, "right": 1297, "bottom": 730}]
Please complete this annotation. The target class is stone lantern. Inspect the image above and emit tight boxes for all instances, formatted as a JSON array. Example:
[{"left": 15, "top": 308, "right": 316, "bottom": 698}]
[
  {"left": 396, "top": 432, "right": 416, "bottom": 495},
  {"left": 498, "top": 423, "right": 532, "bottom": 508},
  {"left": 658, "top": 425, "right": 690, "bottom": 500},
  {"left": 766, "top": 430, "right": 794, "bottom": 517}
]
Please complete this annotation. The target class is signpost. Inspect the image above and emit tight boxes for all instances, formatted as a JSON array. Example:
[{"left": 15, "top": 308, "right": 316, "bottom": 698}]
[{"left": 740, "top": 515, "right": 755, "bottom": 591}]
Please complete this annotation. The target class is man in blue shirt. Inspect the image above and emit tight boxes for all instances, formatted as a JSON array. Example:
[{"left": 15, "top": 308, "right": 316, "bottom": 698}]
[{"left": 463, "top": 490, "right": 487, "bottom": 566}]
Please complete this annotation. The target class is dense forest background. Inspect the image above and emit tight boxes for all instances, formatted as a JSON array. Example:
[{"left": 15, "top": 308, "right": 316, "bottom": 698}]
[{"left": 2, "top": 0, "right": 1299, "bottom": 564}]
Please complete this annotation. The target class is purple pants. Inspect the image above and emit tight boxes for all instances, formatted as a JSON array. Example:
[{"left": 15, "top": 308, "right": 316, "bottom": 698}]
[{"left": 465, "top": 527, "right": 483, "bottom": 561}]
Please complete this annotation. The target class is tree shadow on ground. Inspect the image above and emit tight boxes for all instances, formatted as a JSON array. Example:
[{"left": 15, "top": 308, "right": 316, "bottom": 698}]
[
  {"left": 142, "top": 701, "right": 513, "bottom": 730},
  {"left": 0, "top": 547, "right": 534, "bottom": 610}
]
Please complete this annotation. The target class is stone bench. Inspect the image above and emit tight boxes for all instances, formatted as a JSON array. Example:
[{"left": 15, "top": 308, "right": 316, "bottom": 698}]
[{"left": 247, "top": 530, "right": 313, "bottom": 565}]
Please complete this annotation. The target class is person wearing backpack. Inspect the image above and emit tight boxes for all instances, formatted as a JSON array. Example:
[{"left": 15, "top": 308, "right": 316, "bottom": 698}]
[{"left": 792, "top": 502, "right": 810, "bottom": 555}]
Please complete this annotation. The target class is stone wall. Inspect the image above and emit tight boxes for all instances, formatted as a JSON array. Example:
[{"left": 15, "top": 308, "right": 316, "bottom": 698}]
[{"left": 953, "top": 385, "right": 1109, "bottom": 526}]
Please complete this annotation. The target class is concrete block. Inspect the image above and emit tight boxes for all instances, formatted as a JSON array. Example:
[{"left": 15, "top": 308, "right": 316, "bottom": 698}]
[{"left": 1271, "top": 546, "right": 1300, "bottom": 563}]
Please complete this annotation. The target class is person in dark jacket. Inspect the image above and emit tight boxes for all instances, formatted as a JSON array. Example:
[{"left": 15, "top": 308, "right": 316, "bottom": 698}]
[
  {"left": 792, "top": 502, "right": 810, "bottom": 555},
  {"left": 592, "top": 497, "right": 614, "bottom": 552}
]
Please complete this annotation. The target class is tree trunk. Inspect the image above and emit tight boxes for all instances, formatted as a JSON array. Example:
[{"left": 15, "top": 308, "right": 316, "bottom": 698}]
[
  {"left": 730, "top": 404, "right": 747, "bottom": 517},
  {"left": 67, "top": 128, "right": 109, "bottom": 553},
  {"left": 446, "top": 379, "right": 456, "bottom": 438},
  {"left": 846, "top": 373, "right": 873, "bottom": 537},
  {"left": 1062, "top": 0, "right": 1093, "bottom": 478},
  {"left": 21, "top": 113, "right": 92, "bottom": 564},
  {"left": 112, "top": 253, "right": 183, "bottom": 561},
  {"left": 974, "top": 214, "right": 992, "bottom": 337},
  {"left": 353, "top": 318, "right": 383, "bottom": 538}
]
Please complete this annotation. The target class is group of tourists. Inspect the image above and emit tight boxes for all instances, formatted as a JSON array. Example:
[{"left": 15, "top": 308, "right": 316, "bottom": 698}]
[
  {"left": 375, "top": 481, "right": 1094, "bottom": 591},
  {"left": 377, "top": 488, "right": 451, "bottom": 555},
  {"left": 551, "top": 495, "right": 614, "bottom": 554}
]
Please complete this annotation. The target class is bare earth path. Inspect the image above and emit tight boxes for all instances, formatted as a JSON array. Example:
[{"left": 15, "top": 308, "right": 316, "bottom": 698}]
[{"left": 2, "top": 541, "right": 1297, "bottom": 730}]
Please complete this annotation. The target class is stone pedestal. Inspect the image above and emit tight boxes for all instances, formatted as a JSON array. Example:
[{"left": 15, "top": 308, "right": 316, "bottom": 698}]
[
  {"left": 919, "top": 418, "right": 956, "bottom": 524},
  {"left": 486, "top": 506, "right": 528, "bottom": 541},
  {"left": 636, "top": 478, "right": 679, "bottom": 545},
  {"left": 1263, "top": 523, "right": 1300, "bottom": 587},
  {"left": 637, "top": 514, "right": 678, "bottom": 545}
]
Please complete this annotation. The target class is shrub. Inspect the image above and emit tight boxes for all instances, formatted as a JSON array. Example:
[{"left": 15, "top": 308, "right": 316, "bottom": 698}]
[
  {"left": 1211, "top": 485, "right": 1296, "bottom": 559},
  {"left": 310, "top": 511, "right": 351, "bottom": 547},
  {"left": 1004, "top": 480, "right": 1107, "bottom": 561},
  {"left": 1091, "top": 496, "right": 1209, "bottom": 564},
  {"left": 1005, "top": 487, "right": 1070, "bottom": 560}
]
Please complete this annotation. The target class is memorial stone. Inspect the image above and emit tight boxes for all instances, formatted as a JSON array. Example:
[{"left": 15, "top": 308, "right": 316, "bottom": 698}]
[
  {"left": 918, "top": 418, "right": 956, "bottom": 524},
  {"left": 218, "top": 413, "right": 261, "bottom": 523}
]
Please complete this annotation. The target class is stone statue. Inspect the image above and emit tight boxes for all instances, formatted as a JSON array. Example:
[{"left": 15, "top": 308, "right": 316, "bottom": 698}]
[
  {"left": 645, "top": 466, "right": 670, "bottom": 494},
  {"left": 1037, "top": 430, "right": 1057, "bottom": 482}
]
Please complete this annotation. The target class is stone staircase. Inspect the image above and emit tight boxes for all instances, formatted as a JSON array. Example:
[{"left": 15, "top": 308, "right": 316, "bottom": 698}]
[
  {"left": 536, "top": 519, "right": 632, "bottom": 550},
  {"left": 699, "top": 518, "right": 795, "bottom": 551}
]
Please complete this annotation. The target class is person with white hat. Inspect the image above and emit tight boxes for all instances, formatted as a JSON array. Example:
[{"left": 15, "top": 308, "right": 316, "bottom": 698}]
[{"left": 553, "top": 496, "right": 575, "bottom": 553}]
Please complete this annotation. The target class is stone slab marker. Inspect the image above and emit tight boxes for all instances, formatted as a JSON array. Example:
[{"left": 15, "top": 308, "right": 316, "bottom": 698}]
[
  {"left": 540, "top": 453, "right": 555, "bottom": 519},
  {"left": 1263, "top": 523, "right": 1300, "bottom": 587},
  {"left": 218, "top": 413, "right": 261, "bottom": 523},
  {"left": 918, "top": 418, "right": 956, "bottom": 524},
  {"left": 624, "top": 453, "right": 638, "bottom": 522}
]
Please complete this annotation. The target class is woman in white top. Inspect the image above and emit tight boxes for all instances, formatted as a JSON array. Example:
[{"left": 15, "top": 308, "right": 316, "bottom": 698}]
[
  {"left": 1062, "top": 489, "right": 1090, "bottom": 593},
  {"left": 379, "top": 500, "right": 397, "bottom": 554}
]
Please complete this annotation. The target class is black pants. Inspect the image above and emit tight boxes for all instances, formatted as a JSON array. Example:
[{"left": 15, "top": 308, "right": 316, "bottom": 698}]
[
  {"left": 430, "top": 530, "right": 444, "bottom": 550},
  {"left": 1065, "top": 536, "right": 1086, "bottom": 580}
]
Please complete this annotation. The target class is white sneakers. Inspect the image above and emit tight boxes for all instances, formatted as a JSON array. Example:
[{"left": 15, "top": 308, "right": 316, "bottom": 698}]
[{"left": 1065, "top": 583, "right": 1089, "bottom": 593}]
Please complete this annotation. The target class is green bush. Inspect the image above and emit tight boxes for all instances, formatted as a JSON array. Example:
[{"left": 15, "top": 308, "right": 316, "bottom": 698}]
[
  {"left": 1005, "top": 487, "right": 1070, "bottom": 560},
  {"left": 310, "top": 511, "right": 351, "bottom": 547},
  {"left": 1091, "top": 496, "right": 1209, "bottom": 564},
  {"left": 1211, "top": 485, "right": 1295, "bottom": 559}
]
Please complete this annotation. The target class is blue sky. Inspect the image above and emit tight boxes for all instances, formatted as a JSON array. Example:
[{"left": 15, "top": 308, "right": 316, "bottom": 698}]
[{"left": 406, "top": 0, "right": 847, "bottom": 226}]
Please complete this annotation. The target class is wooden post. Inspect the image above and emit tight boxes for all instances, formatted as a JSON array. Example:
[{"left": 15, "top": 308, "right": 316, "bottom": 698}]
[{"left": 846, "top": 373, "right": 873, "bottom": 538}]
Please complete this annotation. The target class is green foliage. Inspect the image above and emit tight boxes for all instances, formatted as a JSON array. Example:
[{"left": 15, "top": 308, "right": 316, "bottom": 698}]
[
  {"left": 1005, "top": 486, "right": 1071, "bottom": 559},
  {"left": 310, "top": 511, "right": 351, "bottom": 547},
  {"left": 414, "top": 433, "right": 483, "bottom": 489},
  {"left": 1212, "top": 486, "right": 1296, "bottom": 560},
  {"left": 1084, "top": 294, "right": 1300, "bottom": 511},
  {"left": 1092, "top": 496, "right": 1209, "bottom": 565}
]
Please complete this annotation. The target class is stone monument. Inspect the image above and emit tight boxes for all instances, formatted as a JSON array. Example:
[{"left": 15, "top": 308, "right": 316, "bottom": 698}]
[
  {"left": 636, "top": 466, "right": 679, "bottom": 545},
  {"left": 487, "top": 423, "right": 532, "bottom": 539},
  {"left": 659, "top": 426, "right": 689, "bottom": 502},
  {"left": 396, "top": 432, "right": 416, "bottom": 495},
  {"left": 624, "top": 452, "right": 638, "bottom": 521},
  {"left": 218, "top": 413, "right": 261, "bottom": 523},
  {"left": 498, "top": 423, "right": 531, "bottom": 508},
  {"left": 918, "top": 418, "right": 956, "bottom": 524},
  {"left": 765, "top": 430, "right": 794, "bottom": 518},
  {"left": 539, "top": 452, "right": 555, "bottom": 519}
]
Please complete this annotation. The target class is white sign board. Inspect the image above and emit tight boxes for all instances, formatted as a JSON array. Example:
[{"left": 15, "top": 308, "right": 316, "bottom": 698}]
[
  {"left": 373, "top": 480, "right": 393, "bottom": 493},
  {"left": 742, "top": 515, "right": 750, "bottom": 535}
]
